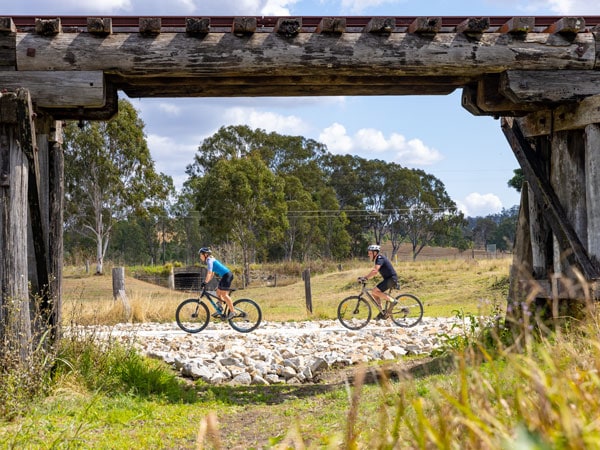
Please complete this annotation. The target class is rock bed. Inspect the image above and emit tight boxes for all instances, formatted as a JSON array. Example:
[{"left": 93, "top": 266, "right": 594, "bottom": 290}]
[{"left": 74, "top": 317, "right": 464, "bottom": 385}]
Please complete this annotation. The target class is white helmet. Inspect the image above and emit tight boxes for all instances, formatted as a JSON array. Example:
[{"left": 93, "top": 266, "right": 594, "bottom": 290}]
[{"left": 367, "top": 244, "right": 380, "bottom": 252}]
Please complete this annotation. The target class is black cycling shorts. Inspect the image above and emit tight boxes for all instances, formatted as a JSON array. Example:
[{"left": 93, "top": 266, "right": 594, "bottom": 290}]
[
  {"left": 218, "top": 272, "right": 233, "bottom": 290},
  {"left": 377, "top": 276, "right": 398, "bottom": 293}
]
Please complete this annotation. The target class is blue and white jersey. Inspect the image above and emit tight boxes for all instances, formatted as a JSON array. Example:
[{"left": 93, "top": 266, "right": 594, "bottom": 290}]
[{"left": 206, "top": 256, "right": 230, "bottom": 276}]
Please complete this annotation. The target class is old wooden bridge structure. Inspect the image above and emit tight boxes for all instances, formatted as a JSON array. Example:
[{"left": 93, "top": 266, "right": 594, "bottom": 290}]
[{"left": 2, "top": 15, "right": 600, "bottom": 350}]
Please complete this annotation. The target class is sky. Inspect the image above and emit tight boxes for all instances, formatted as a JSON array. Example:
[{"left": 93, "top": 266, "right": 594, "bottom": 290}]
[{"left": 4, "top": 0, "right": 599, "bottom": 217}]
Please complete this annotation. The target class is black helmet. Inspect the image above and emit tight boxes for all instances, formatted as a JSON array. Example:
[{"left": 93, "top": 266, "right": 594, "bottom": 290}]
[{"left": 198, "top": 247, "right": 212, "bottom": 255}]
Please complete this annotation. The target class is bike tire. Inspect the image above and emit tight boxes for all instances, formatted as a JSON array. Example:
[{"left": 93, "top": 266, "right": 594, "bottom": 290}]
[
  {"left": 175, "top": 298, "right": 210, "bottom": 333},
  {"left": 229, "top": 298, "right": 262, "bottom": 333},
  {"left": 389, "top": 293, "right": 424, "bottom": 328},
  {"left": 337, "top": 296, "right": 371, "bottom": 330}
]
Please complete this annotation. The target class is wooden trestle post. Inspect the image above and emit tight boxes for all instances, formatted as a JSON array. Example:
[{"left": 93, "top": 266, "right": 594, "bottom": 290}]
[
  {"left": 0, "top": 88, "right": 63, "bottom": 364},
  {"left": 502, "top": 103, "right": 600, "bottom": 329}
]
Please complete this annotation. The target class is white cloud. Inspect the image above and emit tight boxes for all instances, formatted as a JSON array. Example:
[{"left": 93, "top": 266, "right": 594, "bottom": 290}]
[
  {"left": 319, "top": 123, "right": 442, "bottom": 166},
  {"left": 147, "top": 134, "right": 199, "bottom": 188},
  {"left": 460, "top": 192, "right": 503, "bottom": 217},
  {"left": 338, "top": 0, "right": 399, "bottom": 14},
  {"left": 158, "top": 102, "right": 182, "bottom": 116},
  {"left": 223, "top": 107, "right": 309, "bottom": 135},
  {"left": 319, "top": 123, "right": 354, "bottom": 154},
  {"left": 489, "top": 0, "right": 597, "bottom": 14}
]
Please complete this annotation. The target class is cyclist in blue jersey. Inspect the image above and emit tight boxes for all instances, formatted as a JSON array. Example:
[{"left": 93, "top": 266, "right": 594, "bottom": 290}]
[
  {"left": 198, "top": 247, "right": 236, "bottom": 319},
  {"left": 358, "top": 244, "right": 399, "bottom": 319}
]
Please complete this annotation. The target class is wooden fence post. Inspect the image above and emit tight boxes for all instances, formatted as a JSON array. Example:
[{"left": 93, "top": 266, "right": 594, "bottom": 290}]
[
  {"left": 303, "top": 268, "right": 312, "bottom": 314},
  {"left": 112, "top": 267, "right": 131, "bottom": 321}
]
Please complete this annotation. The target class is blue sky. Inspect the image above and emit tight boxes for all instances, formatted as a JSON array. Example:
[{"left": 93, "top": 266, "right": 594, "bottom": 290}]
[{"left": 4, "top": 0, "right": 598, "bottom": 216}]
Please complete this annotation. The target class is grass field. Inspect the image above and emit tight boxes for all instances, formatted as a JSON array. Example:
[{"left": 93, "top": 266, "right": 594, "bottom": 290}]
[
  {"left": 12, "top": 255, "right": 583, "bottom": 449},
  {"left": 62, "top": 256, "right": 511, "bottom": 325}
]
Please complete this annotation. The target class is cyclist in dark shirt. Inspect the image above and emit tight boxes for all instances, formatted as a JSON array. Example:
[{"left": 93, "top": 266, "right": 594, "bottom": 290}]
[
  {"left": 198, "top": 247, "right": 236, "bottom": 319},
  {"left": 358, "top": 244, "right": 398, "bottom": 319}
]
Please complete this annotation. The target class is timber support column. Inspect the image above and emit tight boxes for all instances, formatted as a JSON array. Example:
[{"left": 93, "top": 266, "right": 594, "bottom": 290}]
[
  {"left": 0, "top": 90, "right": 32, "bottom": 363},
  {"left": 503, "top": 94, "right": 600, "bottom": 329}
]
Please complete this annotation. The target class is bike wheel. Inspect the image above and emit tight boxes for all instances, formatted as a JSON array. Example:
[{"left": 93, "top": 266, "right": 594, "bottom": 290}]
[
  {"left": 229, "top": 298, "right": 262, "bottom": 333},
  {"left": 389, "top": 294, "right": 424, "bottom": 328},
  {"left": 337, "top": 296, "right": 371, "bottom": 330},
  {"left": 175, "top": 298, "right": 210, "bottom": 333}
]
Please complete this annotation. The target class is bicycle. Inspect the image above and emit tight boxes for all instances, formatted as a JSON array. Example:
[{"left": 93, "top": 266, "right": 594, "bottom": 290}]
[
  {"left": 175, "top": 285, "right": 262, "bottom": 333},
  {"left": 337, "top": 279, "right": 423, "bottom": 330}
]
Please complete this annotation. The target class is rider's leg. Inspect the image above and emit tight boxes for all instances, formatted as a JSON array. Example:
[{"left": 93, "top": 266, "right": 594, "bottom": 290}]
[
  {"left": 217, "top": 272, "right": 235, "bottom": 316},
  {"left": 371, "top": 286, "right": 387, "bottom": 309},
  {"left": 217, "top": 288, "right": 235, "bottom": 312}
]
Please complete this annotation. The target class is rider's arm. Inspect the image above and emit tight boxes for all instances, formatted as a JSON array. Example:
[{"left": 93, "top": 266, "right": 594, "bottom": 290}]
[
  {"left": 364, "top": 264, "right": 381, "bottom": 280},
  {"left": 204, "top": 258, "right": 214, "bottom": 284}
]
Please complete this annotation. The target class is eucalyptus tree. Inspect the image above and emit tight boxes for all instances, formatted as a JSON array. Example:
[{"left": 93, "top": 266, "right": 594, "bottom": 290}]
[
  {"left": 398, "top": 170, "right": 465, "bottom": 260},
  {"left": 320, "top": 153, "right": 370, "bottom": 254},
  {"left": 188, "top": 126, "right": 350, "bottom": 262},
  {"left": 63, "top": 99, "right": 171, "bottom": 274},
  {"left": 193, "top": 155, "right": 288, "bottom": 285}
]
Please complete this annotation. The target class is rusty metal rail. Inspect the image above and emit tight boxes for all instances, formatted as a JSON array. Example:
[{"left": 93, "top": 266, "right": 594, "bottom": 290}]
[{"left": 8, "top": 15, "right": 600, "bottom": 32}]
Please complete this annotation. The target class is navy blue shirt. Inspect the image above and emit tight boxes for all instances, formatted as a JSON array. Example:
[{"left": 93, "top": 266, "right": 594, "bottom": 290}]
[{"left": 375, "top": 254, "right": 397, "bottom": 279}]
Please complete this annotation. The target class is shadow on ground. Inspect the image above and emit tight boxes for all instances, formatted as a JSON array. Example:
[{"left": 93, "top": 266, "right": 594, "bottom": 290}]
[{"left": 195, "top": 355, "right": 456, "bottom": 406}]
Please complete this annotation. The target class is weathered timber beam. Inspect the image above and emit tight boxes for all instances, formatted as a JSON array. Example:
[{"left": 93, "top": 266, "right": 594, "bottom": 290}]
[
  {"left": 232, "top": 17, "right": 257, "bottom": 36},
  {"left": 407, "top": 17, "right": 441, "bottom": 35},
  {"left": 519, "top": 279, "right": 600, "bottom": 300},
  {"left": 460, "top": 78, "right": 540, "bottom": 117},
  {"left": 363, "top": 17, "right": 395, "bottom": 34},
  {"left": 0, "top": 20, "right": 16, "bottom": 68},
  {"left": 516, "top": 111, "right": 552, "bottom": 137},
  {"left": 139, "top": 17, "right": 161, "bottom": 36},
  {"left": 498, "top": 17, "right": 535, "bottom": 34},
  {"left": 118, "top": 81, "right": 457, "bottom": 98},
  {"left": 316, "top": 17, "right": 346, "bottom": 34},
  {"left": 87, "top": 17, "right": 112, "bottom": 35},
  {"left": 544, "top": 17, "right": 585, "bottom": 35},
  {"left": 501, "top": 70, "right": 600, "bottom": 103},
  {"left": 42, "top": 82, "right": 118, "bottom": 120},
  {"left": 186, "top": 17, "right": 210, "bottom": 35},
  {"left": 0, "top": 71, "right": 105, "bottom": 108},
  {"left": 274, "top": 18, "right": 301, "bottom": 37},
  {"left": 475, "top": 74, "right": 542, "bottom": 115},
  {"left": 113, "top": 74, "right": 472, "bottom": 87},
  {"left": 501, "top": 117, "right": 599, "bottom": 280},
  {"left": 15, "top": 32, "right": 595, "bottom": 78},
  {"left": 0, "top": 17, "right": 16, "bottom": 33},
  {"left": 517, "top": 95, "right": 600, "bottom": 137},
  {"left": 14, "top": 89, "right": 51, "bottom": 302},
  {"left": 35, "top": 18, "right": 61, "bottom": 35},
  {"left": 113, "top": 74, "right": 467, "bottom": 98},
  {"left": 455, "top": 17, "right": 490, "bottom": 37},
  {"left": 461, "top": 84, "right": 487, "bottom": 116}
]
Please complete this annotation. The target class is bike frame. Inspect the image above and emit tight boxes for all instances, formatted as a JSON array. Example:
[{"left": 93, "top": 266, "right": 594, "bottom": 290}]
[
  {"left": 200, "top": 288, "right": 229, "bottom": 315},
  {"left": 358, "top": 281, "right": 394, "bottom": 314}
]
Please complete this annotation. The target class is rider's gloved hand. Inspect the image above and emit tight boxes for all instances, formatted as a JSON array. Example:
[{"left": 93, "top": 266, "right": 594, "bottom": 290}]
[
  {"left": 357, "top": 277, "right": 367, "bottom": 283},
  {"left": 200, "top": 281, "right": 207, "bottom": 288}
]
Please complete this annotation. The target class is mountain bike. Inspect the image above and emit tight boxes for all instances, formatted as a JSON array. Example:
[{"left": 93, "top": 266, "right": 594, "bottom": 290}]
[
  {"left": 337, "top": 279, "right": 423, "bottom": 330},
  {"left": 175, "top": 285, "right": 262, "bottom": 333}
]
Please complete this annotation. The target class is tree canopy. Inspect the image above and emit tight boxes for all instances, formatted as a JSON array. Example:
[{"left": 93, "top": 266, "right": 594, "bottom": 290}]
[{"left": 63, "top": 99, "right": 172, "bottom": 273}]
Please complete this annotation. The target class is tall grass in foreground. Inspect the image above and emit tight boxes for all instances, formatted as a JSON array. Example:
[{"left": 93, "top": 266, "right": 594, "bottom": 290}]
[
  {"left": 7, "top": 259, "right": 600, "bottom": 448},
  {"left": 192, "top": 312, "right": 600, "bottom": 449}
]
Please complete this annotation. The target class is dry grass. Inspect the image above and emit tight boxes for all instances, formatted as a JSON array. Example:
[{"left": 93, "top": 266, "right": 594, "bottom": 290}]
[{"left": 62, "top": 257, "right": 511, "bottom": 325}]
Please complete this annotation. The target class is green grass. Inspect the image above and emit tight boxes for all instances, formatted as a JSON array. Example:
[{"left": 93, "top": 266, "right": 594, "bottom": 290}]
[
  {"left": 61, "top": 257, "right": 511, "bottom": 324},
  {"left": 8, "top": 256, "right": 600, "bottom": 448}
]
